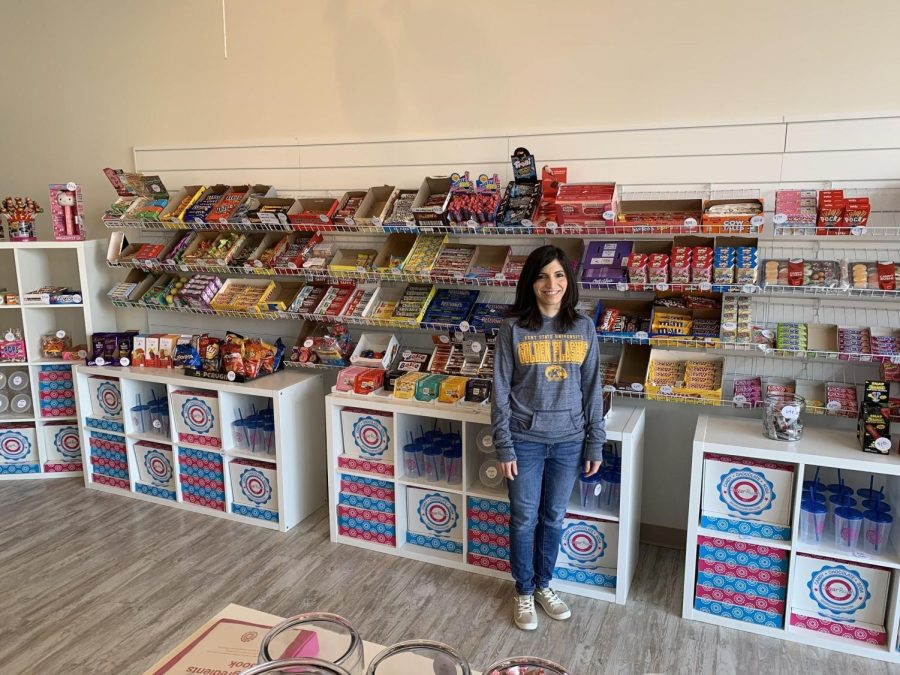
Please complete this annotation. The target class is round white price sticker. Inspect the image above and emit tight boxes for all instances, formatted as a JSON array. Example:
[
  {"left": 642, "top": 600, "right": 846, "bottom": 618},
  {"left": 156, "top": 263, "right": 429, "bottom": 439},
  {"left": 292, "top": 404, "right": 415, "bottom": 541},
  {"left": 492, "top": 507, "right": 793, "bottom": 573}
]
[
  {"left": 742, "top": 284, "right": 756, "bottom": 294},
  {"left": 631, "top": 382, "right": 644, "bottom": 392},
  {"left": 781, "top": 405, "right": 801, "bottom": 421},
  {"left": 546, "top": 221, "right": 558, "bottom": 231},
  {"left": 684, "top": 217, "right": 698, "bottom": 229},
  {"left": 656, "top": 283, "right": 670, "bottom": 292},
  {"left": 4, "top": 332, "right": 15, "bottom": 342},
  {"left": 319, "top": 214, "right": 329, "bottom": 223},
  {"left": 851, "top": 226, "right": 866, "bottom": 236},
  {"left": 660, "top": 385, "right": 674, "bottom": 395},
  {"left": 288, "top": 262, "right": 298, "bottom": 270},
  {"left": 66, "top": 181, "right": 78, "bottom": 191},
  {"left": 761, "top": 330, "right": 775, "bottom": 340},
  {"left": 439, "top": 335, "right": 450, "bottom": 344},
  {"left": 120, "top": 357, "right": 130, "bottom": 367},
  {"left": 482, "top": 436, "right": 493, "bottom": 447},
  {"left": 826, "top": 400, "right": 842, "bottom": 412},
  {"left": 602, "top": 210, "right": 615, "bottom": 221},
  {"left": 603, "top": 385, "right": 616, "bottom": 393},
  {"left": 616, "top": 282, "right": 628, "bottom": 292},
  {"left": 699, "top": 282, "right": 712, "bottom": 291},
  {"left": 371, "top": 217, "right": 382, "bottom": 227},
  {"left": 733, "top": 394, "right": 748, "bottom": 406},
  {"left": 56, "top": 330, "right": 67, "bottom": 339},
  {"left": 459, "top": 322, "right": 471, "bottom": 335},
  {"left": 226, "top": 371, "right": 237, "bottom": 382},
  {"left": 485, "top": 466, "right": 498, "bottom": 480},
  {"left": 773, "top": 213, "right": 788, "bottom": 225},
  {"left": 72, "top": 294, "right": 82, "bottom": 304},
  {"left": 594, "top": 484, "right": 603, "bottom": 496},
  {"left": 153, "top": 419, "right": 162, "bottom": 429},
  {"left": 875, "top": 437, "right": 892, "bottom": 452},
  {"left": 95, "top": 356, "right": 106, "bottom": 366},
  {"left": 521, "top": 219, "right": 533, "bottom": 228},
  {"left": 471, "top": 341, "right": 482, "bottom": 353},
  {"left": 722, "top": 322, "right": 737, "bottom": 332},
  {"left": 634, "top": 331, "right": 649, "bottom": 340},
  {"left": 467, "top": 219, "right": 479, "bottom": 229},
  {"left": 344, "top": 217, "right": 355, "bottom": 226},
  {"left": 303, "top": 339, "right": 314, "bottom": 348},
  {"left": 750, "top": 215, "right": 764, "bottom": 227}
]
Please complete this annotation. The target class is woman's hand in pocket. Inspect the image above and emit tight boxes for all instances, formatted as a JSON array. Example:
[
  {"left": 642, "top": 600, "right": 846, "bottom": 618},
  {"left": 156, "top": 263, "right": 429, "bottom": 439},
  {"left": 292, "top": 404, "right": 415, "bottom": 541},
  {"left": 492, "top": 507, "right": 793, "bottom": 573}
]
[
  {"left": 500, "top": 461, "right": 518, "bottom": 480},
  {"left": 583, "top": 460, "right": 602, "bottom": 477}
]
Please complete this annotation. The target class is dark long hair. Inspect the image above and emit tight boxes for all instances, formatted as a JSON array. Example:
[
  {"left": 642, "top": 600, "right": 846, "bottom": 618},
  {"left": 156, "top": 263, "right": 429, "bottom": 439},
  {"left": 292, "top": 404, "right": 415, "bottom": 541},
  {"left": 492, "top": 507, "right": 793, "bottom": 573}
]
[{"left": 507, "top": 245, "right": 580, "bottom": 331}]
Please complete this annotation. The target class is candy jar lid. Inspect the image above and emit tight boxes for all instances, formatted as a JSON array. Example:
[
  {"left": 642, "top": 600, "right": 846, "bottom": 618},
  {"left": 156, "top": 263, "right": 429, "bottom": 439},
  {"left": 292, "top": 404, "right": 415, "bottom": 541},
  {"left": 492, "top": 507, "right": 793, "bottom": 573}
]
[{"left": 365, "top": 639, "right": 471, "bottom": 675}]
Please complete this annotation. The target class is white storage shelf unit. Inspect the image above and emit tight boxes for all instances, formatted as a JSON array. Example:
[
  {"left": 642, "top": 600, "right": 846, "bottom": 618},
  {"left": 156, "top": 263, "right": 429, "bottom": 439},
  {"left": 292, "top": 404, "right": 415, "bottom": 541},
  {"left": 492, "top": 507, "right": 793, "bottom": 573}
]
[
  {"left": 73, "top": 364, "right": 326, "bottom": 531},
  {"left": 0, "top": 241, "right": 115, "bottom": 479},
  {"left": 325, "top": 392, "right": 645, "bottom": 604},
  {"left": 684, "top": 415, "right": 900, "bottom": 663}
]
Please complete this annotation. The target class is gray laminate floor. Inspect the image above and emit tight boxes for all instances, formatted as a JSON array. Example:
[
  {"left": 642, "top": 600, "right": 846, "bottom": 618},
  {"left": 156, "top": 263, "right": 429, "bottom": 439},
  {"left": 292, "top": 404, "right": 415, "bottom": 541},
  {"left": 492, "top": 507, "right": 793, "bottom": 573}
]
[{"left": 0, "top": 478, "right": 897, "bottom": 674}]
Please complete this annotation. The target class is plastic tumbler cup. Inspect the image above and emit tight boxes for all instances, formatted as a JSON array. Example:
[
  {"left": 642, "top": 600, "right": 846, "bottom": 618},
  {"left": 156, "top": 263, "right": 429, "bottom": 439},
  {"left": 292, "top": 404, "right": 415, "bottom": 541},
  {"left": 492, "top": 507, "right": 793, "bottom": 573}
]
[
  {"left": 403, "top": 443, "right": 423, "bottom": 478},
  {"left": 828, "top": 493, "right": 856, "bottom": 521},
  {"left": 863, "top": 499, "right": 891, "bottom": 512},
  {"left": 863, "top": 510, "right": 893, "bottom": 555},
  {"left": 579, "top": 472, "right": 602, "bottom": 509},
  {"left": 443, "top": 447, "right": 462, "bottom": 484},
  {"left": 799, "top": 498, "right": 827, "bottom": 544},
  {"left": 263, "top": 422, "right": 275, "bottom": 454},
  {"left": 423, "top": 445, "right": 445, "bottom": 483},
  {"left": 232, "top": 419, "right": 249, "bottom": 449},
  {"left": 131, "top": 404, "right": 150, "bottom": 434},
  {"left": 601, "top": 468, "right": 622, "bottom": 511},
  {"left": 247, "top": 417, "right": 262, "bottom": 453},
  {"left": 834, "top": 506, "right": 864, "bottom": 551}
]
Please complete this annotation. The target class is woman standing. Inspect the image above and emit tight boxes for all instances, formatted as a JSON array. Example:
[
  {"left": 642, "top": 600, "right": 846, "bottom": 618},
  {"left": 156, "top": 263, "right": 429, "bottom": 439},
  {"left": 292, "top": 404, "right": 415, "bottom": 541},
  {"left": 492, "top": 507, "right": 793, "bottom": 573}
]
[{"left": 492, "top": 245, "right": 605, "bottom": 630}]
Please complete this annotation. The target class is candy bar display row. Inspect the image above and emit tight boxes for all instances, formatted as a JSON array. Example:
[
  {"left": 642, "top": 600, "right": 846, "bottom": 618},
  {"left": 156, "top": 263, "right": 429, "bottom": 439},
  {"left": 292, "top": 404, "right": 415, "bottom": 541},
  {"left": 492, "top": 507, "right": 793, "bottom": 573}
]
[
  {"left": 326, "top": 393, "right": 646, "bottom": 603},
  {"left": 774, "top": 189, "right": 872, "bottom": 235},
  {"left": 73, "top": 364, "right": 325, "bottom": 531},
  {"left": 685, "top": 418, "right": 900, "bottom": 662}
]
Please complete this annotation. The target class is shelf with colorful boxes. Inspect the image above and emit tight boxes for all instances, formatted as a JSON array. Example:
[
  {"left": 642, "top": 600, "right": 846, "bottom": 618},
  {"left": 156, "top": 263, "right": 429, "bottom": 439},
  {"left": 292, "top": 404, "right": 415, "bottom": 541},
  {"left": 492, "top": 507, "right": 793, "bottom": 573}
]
[
  {"left": 73, "top": 364, "right": 326, "bottom": 531},
  {"left": 324, "top": 392, "right": 645, "bottom": 604},
  {"left": 0, "top": 241, "right": 116, "bottom": 480},
  {"left": 683, "top": 414, "right": 900, "bottom": 663}
]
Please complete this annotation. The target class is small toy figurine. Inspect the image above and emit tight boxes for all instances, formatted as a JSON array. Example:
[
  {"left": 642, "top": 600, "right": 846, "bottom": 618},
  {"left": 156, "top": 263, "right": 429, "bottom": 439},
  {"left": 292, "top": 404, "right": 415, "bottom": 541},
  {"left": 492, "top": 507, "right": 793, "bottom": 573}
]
[
  {"left": 57, "top": 190, "right": 76, "bottom": 236},
  {"left": 49, "top": 183, "right": 85, "bottom": 241},
  {"left": 0, "top": 196, "right": 43, "bottom": 241}
]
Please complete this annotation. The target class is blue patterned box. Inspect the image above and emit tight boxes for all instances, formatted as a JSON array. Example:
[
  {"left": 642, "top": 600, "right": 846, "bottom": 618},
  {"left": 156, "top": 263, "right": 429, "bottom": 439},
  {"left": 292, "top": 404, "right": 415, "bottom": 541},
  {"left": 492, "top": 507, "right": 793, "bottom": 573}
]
[
  {"left": 135, "top": 482, "right": 177, "bottom": 501},
  {"left": 339, "top": 492, "right": 395, "bottom": 514},
  {"left": 694, "top": 596, "right": 783, "bottom": 628},
  {"left": 553, "top": 566, "right": 617, "bottom": 589},
  {"left": 468, "top": 540, "right": 509, "bottom": 560},
  {"left": 699, "top": 514, "right": 791, "bottom": 541},
  {"left": 405, "top": 532, "right": 464, "bottom": 554},
  {"left": 232, "top": 503, "right": 279, "bottom": 523},
  {"left": 0, "top": 463, "right": 40, "bottom": 475},
  {"left": 85, "top": 416, "right": 126, "bottom": 434}
]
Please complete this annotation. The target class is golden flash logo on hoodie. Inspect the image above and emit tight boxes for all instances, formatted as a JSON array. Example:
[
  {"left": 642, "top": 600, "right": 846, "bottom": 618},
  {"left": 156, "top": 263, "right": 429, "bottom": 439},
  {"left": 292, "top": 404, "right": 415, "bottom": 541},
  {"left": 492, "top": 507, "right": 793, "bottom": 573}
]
[{"left": 516, "top": 336, "right": 589, "bottom": 366}]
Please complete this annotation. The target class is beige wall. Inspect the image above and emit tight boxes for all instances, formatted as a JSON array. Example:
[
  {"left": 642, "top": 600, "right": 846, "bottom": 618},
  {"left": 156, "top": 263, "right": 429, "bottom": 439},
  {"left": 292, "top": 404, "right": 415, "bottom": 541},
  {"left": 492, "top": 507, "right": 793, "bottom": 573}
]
[{"left": 3, "top": 0, "right": 900, "bottom": 237}]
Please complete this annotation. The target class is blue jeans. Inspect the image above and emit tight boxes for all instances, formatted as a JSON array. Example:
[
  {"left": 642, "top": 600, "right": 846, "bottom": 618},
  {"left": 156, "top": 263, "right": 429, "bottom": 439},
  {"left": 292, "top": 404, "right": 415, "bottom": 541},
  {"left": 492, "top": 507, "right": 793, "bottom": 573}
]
[{"left": 507, "top": 439, "right": 583, "bottom": 595}]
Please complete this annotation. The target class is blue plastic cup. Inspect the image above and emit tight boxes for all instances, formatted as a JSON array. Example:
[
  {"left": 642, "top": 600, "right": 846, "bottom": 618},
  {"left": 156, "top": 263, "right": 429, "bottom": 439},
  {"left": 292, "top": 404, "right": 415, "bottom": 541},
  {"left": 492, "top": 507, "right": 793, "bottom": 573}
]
[
  {"left": 131, "top": 404, "right": 150, "bottom": 434},
  {"left": 423, "top": 445, "right": 445, "bottom": 482},
  {"left": 232, "top": 419, "right": 250, "bottom": 449},
  {"left": 834, "top": 506, "right": 864, "bottom": 551},
  {"left": 863, "top": 499, "right": 891, "bottom": 512},
  {"left": 404, "top": 442, "right": 423, "bottom": 478},
  {"left": 863, "top": 510, "right": 893, "bottom": 555},
  {"left": 263, "top": 421, "right": 275, "bottom": 454},
  {"left": 579, "top": 472, "right": 603, "bottom": 509},
  {"left": 828, "top": 493, "right": 857, "bottom": 521},
  {"left": 443, "top": 447, "right": 462, "bottom": 484},
  {"left": 800, "top": 498, "right": 827, "bottom": 544}
]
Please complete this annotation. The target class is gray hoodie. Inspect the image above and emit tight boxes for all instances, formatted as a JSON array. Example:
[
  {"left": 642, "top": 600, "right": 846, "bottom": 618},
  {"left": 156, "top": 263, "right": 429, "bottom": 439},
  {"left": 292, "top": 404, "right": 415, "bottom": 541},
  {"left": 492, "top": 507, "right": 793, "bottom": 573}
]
[{"left": 491, "top": 313, "right": 606, "bottom": 462}]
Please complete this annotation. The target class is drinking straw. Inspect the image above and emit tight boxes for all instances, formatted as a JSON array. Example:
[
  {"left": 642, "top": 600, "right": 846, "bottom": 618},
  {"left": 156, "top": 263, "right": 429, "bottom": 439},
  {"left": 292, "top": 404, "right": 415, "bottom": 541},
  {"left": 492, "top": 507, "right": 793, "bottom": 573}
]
[{"left": 238, "top": 408, "right": 249, "bottom": 447}]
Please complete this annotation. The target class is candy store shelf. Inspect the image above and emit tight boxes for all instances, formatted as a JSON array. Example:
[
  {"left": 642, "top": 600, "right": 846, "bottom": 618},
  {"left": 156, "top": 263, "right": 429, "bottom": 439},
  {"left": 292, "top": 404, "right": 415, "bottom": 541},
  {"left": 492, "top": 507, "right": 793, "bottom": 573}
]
[
  {"left": 36, "top": 415, "right": 77, "bottom": 423},
  {"left": 396, "top": 542, "right": 464, "bottom": 565},
  {"left": 225, "top": 447, "right": 277, "bottom": 464},
  {"left": 794, "top": 537, "right": 900, "bottom": 570},
  {"left": 694, "top": 525, "right": 792, "bottom": 551},
  {"left": 0, "top": 305, "right": 22, "bottom": 310},
  {"left": 335, "top": 464, "right": 396, "bottom": 483},
  {"left": 398, "top": 477, "right": 465, "bottom": 495},
  {"left": 20, "top": 303, "right": 85, "bottom": 309},
  {"left": 126, "top": 431, "right": 173, "bottom": 445},
  {"left": 0, "top": 414, "right": 37, "bottom": 423},
  {"left": 566, "top": 494, "right": 620, "bottom": 522}
]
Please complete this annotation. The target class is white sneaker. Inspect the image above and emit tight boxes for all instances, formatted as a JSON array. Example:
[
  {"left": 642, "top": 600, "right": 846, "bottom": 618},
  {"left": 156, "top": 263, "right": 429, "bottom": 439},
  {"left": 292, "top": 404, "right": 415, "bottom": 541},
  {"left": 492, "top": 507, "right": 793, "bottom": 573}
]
[
  {"left": 513, "top": 594, "right": 538, "bottom": 630},
  {"left": 534, "top": 587, "right": 571, "bottom": 620}
]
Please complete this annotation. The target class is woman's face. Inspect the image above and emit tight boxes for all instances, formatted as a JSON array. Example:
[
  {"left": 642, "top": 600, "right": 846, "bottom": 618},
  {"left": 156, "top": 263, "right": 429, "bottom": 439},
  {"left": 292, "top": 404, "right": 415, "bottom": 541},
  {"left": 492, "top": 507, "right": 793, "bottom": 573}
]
[{"left": 533, "top": 259, "right": 567, "bottom": 314}]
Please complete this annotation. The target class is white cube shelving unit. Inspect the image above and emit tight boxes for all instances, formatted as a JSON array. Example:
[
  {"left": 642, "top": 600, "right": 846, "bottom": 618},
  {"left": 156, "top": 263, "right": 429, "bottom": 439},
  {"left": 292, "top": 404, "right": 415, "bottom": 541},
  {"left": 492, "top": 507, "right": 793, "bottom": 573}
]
[
  {"left": 73, "top": 364, "right": 326, "bottom": 531},
  {"left": 325, "top": 391, "right": 645, "bottom": 604},
  {"left": 684, "top": 415, "right": 900, "bottom": 664},
  {"left": 0, "top": 241, "right": 115, "bottom": 479}
]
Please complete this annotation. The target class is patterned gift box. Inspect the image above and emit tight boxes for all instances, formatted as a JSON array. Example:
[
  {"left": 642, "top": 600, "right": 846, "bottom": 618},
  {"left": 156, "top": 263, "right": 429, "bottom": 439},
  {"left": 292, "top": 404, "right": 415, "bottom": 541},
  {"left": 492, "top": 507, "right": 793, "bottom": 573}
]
[
  {"left": 85, "top": 416, "right": 126, "bottom": 434},
  {"left": 41, "top": 422, "right": 81, "bottom": 462},
  {"left": 337, "top": 455, "right": 394, "bottom": 477},
  {"left": 789, "top": 553, "right": 890, "bottom": 644},
  {"left": 171, "top": 390, "right": 221, "bottom": 449},
  {"left": 88, "top": 375, "right": 122, "bottom": 419},
  {"left": 89, "top": 429, "right": 129, "bottom": 489},
  {"left": 697, "top": 535, "right": 789, "bottom": 572},
  {"left": 695, "top": 596, "right": 783, "bottom": 627},
  {"left": 339, "top": 473, "right": 395, "bottom": 502},
  {"left": 178, "top": 446, "right": 225, "bottom": 511},
  {"left": 0, "top": 424, "right": 38, "bottom": 465},
  {"left": 338, "top": 492, "right": 395, "bottom": 514},
  {"left": 135, "top": 483, "right": 177, "bottom": 501},
  {"left": 553, "top": 513, "right": 618, "bottom": 588},
  {"left": 701, "top": 452, "right": 795, "bottom": 541},
  {"left": 407, "top": 487, "right": 464, "bottom": 549},
  {"left": 467, "top": 552, "right": 511, "bottom": 573},
  {"left": 134, "top": 441, "right": 175, "bottom": 491},
  {"left": 340, "top": 408, "right": 394, "bottom": 464},
  {"left": 38, "top": 364, "right": 76, "bottom": 416},
  {"left": 229, "top": 459, "right": 279, "bottom": 522}
]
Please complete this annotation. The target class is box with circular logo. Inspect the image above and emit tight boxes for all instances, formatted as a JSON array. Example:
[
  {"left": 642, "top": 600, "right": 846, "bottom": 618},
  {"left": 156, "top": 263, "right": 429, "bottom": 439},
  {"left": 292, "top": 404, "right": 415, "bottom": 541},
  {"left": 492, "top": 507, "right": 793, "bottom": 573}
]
[
  {"left": 700, "top": 452, "right": 795, "bottom": 541},
  {"left": 0, "top": 424, "right": 39, "bottom": 471},
  {"left": 789, "top": 553, "right": 890, "bottom": 645},
  {"left": 228, "top": 458, "right": 279, "bottom": 523},
  {"left": 88, "top": 375, "right": 122, "bottom": 419},
  {"left": 171, "top": 389, "right": 222, "bottom": 448},
  {"left": 340, "top": 407, "right": 394, "bottom": 468},
  {"left": 41, "top": 422, "right": 82, "bottom": 465},
  {"left": 405, "top": 487, "right": 463, "bottom": 555},
  {"left": 552, "top": 513, "right": 618, "bottom": 589}
]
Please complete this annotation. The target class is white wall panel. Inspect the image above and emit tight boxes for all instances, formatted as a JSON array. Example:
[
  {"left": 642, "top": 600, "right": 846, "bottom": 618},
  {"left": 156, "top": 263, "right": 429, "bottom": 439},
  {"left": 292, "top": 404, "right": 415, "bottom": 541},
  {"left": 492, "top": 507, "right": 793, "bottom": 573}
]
[
  {"left": 781, "top": 149, "right": 900, "bottom": 182},
  {"left": 513, "top": 124, "right": 786, "bottom": 160},
  {"left": 554, "top": 154, "right": 784, "bottom": 185},
  {"left": 298, "top": 163, "right": 510, "bottom": 192},
  {"left": 135, "top": 146, "right": 301, "bottom": 172},
  {"left": 299, "top": 137, "right": 509, "bottom": 169},
  {"left": 787, "top": 118, "right": 900, "bottom": 152}
]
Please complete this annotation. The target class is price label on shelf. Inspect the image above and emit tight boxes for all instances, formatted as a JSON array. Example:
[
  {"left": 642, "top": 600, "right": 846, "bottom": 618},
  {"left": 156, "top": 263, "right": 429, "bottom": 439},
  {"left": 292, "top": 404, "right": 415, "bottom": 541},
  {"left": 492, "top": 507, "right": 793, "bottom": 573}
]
[
  {"left": 546, "top": 221, "right": 558, "bottom": 231},
  {"left": 56, "top": 330, "right": 67, "bottom": 339},
  {"left": 656, "top": 283, "right": 670, "bottom": 292},
  {"left": 616, "top": 282, "right": 628, "bottom": 292},
  {"left": 781, "top": 405, "right": 801, "bottom": 421},
  {"left": 371, "top": 217, "right": 382, "bottom": 227},
  {"left": 773, "top": 213, "right": 788, "bottom": 225},
  {"left": 741, "top": 284, "right": 757, "bottom": 294},
  {"left": 94, "top": 356, "right": 106, "bottom": 366},
  {"left": 750, "top": 215, "right": 764, "bottom": 227},
  {"left": 120, "top": 357, "right": 130, "bottom": 367},
  {"left": 660, "top": 385, "right": 674, "bottom": 395},
  {"left": 634, "top": 331, "right": 649, "bottom": 340},
  {"left": 891, "top": 356, "right": 900, "bottom": 365},
  {"left": 733, "top": 395, "right": 747, "bottom": 406},
  {"left": 851, "top": 226, "right": 866, "bottom": 236},
  {"left": 458, "top": 321, "right": 470, "bottom": 332},
  {"left": 226, "top": 371, "right": 237, "bottom": 382},
  {"left": 630, "top": 382, "right": 644, "bottom": 392},
  {"left": 860, "top": 354, "right": 873, "bottom": 362},
  {"left": 875, "top": 437, "right": 892, "bottom": 452},
  {"left": 826, "top": 400, "right": 843, "bottom": 412},
  {"left": 602, "top": 210, "right": 615, "bottom": 221},
  {"left": 603, "top": 385, "right": 616, "bottom": 393},
  {"left": 699, "top": 282, "right": 712, "bottom": 292},
  {"left": 683, "top": 217, "right": 698, "bottom": 229},
  {"left": 344, "top": 217, "right": 355, "bottom": 226},
  {"left": 496, "top": 273, "right": 506, "bottom": 281}
]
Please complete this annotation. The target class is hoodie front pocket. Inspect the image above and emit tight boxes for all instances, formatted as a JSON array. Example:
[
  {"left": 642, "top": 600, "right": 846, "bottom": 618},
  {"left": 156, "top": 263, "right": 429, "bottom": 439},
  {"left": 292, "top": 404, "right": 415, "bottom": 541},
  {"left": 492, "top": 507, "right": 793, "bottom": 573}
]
[{"left": 532, "top": 409, "right": 580, "bottom": 434}]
